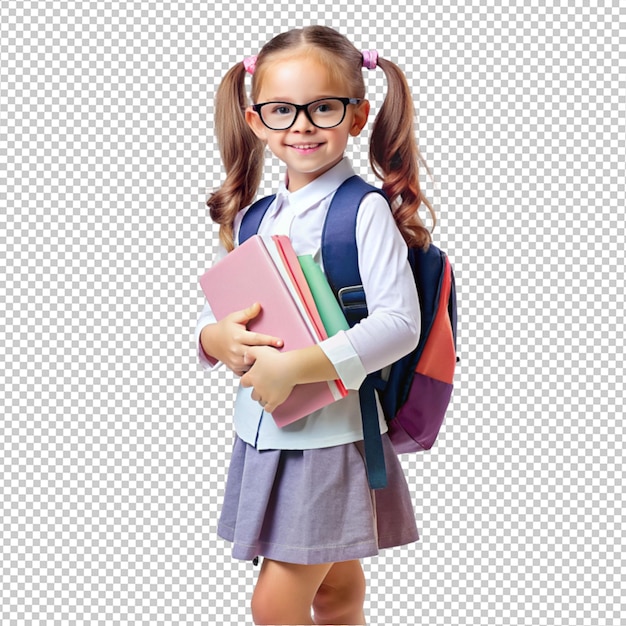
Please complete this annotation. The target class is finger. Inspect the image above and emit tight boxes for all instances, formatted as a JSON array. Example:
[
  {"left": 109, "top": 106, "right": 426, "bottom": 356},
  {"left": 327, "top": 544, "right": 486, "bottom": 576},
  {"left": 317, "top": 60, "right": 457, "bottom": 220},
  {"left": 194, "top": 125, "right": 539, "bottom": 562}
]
[
  {"left": 243, "top": 349, "right": 255, "bottom": 366},
  {"left": 229, "top": 302, "right": 262, "bottom": 325},
  {"left": 240, "top": 372, "right": 252, "bottom": 388},
  {"left": 245, "top": 331, "right": 283, "bottom": 348}
]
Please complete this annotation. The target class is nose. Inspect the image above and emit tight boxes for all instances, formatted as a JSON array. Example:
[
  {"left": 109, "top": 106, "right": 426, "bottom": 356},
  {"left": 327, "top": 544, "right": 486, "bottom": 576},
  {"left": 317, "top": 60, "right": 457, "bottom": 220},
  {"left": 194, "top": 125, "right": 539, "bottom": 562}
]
[{"left": 291, "top": 108, "right": 314, "bottom": 132}]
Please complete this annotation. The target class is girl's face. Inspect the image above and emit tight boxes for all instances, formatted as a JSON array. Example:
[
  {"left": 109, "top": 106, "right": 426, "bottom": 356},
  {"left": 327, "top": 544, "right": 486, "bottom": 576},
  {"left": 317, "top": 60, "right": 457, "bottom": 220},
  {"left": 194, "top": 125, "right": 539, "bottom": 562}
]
[{"left": 246, "top": 55, "right": 370, "bottom": 192}]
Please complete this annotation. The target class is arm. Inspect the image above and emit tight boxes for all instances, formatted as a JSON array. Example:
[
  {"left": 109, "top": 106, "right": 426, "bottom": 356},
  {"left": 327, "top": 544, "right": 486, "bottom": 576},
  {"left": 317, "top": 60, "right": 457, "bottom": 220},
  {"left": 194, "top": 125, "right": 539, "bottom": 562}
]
[
  {"left": 240, "top": 343, "right": 338, "bottom": 414},
  {"left": 337, "top": 192, "right": 421, "bottom": 372},
  {"left": 240, "top": 193, "right": 420, "bottom": 413}
]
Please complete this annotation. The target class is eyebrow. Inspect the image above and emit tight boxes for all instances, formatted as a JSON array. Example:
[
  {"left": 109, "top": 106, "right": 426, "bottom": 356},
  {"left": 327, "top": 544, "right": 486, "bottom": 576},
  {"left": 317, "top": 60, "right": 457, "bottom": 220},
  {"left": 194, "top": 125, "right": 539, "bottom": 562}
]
[{"left": 256, "top": 95, "right": 346, "bottom": 103}]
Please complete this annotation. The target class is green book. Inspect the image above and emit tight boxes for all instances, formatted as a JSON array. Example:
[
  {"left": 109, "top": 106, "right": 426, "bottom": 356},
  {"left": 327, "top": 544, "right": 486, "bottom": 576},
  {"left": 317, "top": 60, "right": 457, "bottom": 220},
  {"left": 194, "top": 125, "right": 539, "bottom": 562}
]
[{"left": 297, "top": 255, "right": 350, "bottom": 336}]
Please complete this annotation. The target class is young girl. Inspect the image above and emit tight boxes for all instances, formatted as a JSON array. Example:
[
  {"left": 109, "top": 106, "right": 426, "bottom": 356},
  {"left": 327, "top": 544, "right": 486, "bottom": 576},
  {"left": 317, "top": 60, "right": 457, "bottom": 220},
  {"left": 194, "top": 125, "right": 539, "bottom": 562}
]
[{"left": 196, "top": 26, "right": 435, "bottom": 626}]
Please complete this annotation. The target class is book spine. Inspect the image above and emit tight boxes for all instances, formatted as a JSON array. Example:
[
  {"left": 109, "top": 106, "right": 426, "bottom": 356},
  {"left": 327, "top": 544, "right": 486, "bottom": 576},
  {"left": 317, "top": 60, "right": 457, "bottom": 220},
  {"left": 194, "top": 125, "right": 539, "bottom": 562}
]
[{"left": 298, "top": 255, "right": 350, "bottom": 337}]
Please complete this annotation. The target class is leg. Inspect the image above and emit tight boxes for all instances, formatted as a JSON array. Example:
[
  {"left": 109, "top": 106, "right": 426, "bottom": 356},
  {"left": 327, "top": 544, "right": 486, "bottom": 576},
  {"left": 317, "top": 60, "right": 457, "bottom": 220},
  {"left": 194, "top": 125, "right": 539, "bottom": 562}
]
[
  {"left": 251, "top": 558, "right": 333, "bottom": 625},
  {"left": 312, "top": 560, "right": 366, "bottom": 625}
]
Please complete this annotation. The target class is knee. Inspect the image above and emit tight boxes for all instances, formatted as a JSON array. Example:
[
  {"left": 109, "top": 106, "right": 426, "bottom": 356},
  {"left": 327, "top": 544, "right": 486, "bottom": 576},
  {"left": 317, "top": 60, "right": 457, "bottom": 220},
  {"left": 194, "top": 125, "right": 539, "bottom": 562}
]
[
  {"left": 250, "top": 588, "right": 278, "bottom": 625},
  {"left": 251, "top": 585, "right": 311, "bottom": 626},
  {"left": 312, "top": 573, "right": 366, "bottom": 622}
]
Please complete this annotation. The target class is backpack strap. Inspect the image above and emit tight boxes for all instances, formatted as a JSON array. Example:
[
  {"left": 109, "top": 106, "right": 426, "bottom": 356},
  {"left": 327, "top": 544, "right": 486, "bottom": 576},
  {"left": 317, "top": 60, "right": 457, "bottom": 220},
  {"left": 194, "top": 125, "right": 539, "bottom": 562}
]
[
  {"left": 238, "top": 194, "right": 276, "bottom": 244},
  {"left": 322, "top": 175, "right": 389, "bottom": 490},
  {"left": 449, "top": 269, "right": 458, "bottom": 352},
  {"left": 321, "top": 175, "right": 386, "bottom": 324}
]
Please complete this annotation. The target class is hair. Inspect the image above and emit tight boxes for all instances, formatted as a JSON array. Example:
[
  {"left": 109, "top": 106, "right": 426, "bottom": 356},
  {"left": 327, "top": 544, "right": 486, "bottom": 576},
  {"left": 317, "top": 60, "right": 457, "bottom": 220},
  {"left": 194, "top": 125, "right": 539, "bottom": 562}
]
[{"left": 208, "top": 25, "right": 435, "bottom": 252}]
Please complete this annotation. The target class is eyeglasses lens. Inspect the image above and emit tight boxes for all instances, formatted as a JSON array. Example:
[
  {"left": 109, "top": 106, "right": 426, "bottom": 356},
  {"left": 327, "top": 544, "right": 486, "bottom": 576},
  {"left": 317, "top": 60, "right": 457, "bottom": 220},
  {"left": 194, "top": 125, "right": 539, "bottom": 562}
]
[{"left": 260, "top": 99, "right": 346, "bottom": 130}]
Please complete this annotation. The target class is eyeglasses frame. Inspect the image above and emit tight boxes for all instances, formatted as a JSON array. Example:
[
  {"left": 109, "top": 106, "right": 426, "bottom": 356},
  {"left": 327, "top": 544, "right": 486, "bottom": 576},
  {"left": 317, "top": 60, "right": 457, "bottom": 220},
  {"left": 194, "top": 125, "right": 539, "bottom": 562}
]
[{"left": 251, "top": 97, "right": 363, "bottom": 131}]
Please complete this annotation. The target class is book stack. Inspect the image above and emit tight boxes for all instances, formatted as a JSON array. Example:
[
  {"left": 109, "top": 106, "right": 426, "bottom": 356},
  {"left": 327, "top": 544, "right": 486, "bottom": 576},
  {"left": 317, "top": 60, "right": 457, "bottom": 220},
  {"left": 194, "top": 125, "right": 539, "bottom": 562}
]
[{"left": 199, "top": 235, "right": 349, "bottom": 427}]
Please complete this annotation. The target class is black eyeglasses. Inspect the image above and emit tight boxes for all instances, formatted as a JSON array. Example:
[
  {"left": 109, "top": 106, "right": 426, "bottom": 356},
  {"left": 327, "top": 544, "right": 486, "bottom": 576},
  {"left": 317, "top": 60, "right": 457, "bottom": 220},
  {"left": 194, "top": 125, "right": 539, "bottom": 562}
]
[{"left": 252, "top": 97, "right": 363, "bottom": 130}]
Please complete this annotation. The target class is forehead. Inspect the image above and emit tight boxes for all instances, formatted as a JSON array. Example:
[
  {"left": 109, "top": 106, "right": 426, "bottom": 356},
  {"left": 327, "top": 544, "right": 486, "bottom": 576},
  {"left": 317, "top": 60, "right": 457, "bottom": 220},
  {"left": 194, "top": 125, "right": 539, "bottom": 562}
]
[{"left": 254, "top": 55, "right": 350, "bottom": 102}]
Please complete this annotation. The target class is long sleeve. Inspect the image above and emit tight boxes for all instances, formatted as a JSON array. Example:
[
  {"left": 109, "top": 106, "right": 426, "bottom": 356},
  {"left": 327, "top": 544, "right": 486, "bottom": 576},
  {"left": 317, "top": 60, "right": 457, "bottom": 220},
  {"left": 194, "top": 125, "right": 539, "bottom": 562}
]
[
  {"left": 194, "top": 158, "right": 418, "bottom": 451},
  {"left": 318, "top": 192, "right": 421, "bottom": 389},
  {"left": 194, "top": 301, "right": 220, "bottom": 370}
]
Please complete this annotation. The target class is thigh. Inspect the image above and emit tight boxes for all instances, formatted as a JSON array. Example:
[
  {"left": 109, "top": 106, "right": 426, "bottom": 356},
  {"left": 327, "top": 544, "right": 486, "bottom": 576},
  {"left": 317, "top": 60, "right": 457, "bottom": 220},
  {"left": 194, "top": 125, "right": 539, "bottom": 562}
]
[
  {"left": 256, "top": 558, "right": 333, "bottom": 596},
  {"left": 319, "top": 559, "right": 365, "bottom": 590},
  {"left": 252, "top": 559, "right": 334, "bottom": 625}
]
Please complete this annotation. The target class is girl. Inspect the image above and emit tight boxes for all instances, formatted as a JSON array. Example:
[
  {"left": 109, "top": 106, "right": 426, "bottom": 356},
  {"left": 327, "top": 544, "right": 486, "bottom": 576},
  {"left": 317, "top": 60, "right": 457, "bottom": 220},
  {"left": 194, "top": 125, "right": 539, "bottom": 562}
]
[{"left": 196, "top": 26, "right": 435, "bottom": 625}]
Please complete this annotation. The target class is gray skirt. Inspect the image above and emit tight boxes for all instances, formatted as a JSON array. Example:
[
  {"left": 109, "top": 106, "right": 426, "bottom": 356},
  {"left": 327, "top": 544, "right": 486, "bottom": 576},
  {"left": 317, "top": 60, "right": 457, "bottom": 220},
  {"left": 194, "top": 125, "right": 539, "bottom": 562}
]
[{"left": 217, "top": 433, "right": 419, "bottom": 565}]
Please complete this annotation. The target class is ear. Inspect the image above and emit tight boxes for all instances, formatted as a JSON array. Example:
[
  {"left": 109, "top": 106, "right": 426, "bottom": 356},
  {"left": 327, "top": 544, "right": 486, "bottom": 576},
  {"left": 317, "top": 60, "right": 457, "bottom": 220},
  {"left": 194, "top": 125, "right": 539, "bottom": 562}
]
[
  {"left": 245, "top": 106, "right": 269, "bottom": 141},
  {"left": 349, "top": 99, "right": 370, "bottom": 137}
]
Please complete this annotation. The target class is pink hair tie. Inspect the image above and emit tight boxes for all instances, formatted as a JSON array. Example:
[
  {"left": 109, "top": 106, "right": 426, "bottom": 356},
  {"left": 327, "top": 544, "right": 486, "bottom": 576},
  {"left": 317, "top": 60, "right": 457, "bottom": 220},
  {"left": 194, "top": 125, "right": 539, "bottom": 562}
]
[
  {"left": 361, "top": 49, "right": 378, "bottom": 70},
  {"left": 243, "top": 55, "right": 257, "bottom": 75}
]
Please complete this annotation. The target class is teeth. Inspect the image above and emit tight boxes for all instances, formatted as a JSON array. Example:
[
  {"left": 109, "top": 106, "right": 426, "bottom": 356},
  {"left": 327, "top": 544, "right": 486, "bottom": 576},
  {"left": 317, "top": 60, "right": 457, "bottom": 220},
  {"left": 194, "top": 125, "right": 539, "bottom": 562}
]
[{"left": 292, "top": 144, "right": 319, "bottom": 149}]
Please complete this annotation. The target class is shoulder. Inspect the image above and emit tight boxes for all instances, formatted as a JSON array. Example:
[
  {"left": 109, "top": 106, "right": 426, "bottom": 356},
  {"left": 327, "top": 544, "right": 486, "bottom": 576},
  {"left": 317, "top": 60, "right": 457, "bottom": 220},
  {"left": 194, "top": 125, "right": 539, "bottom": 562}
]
[
  {"left": 356, "top": 191, "right": 398, "bottom": 235},
  {"left": 233, "top": 194, "right": 279, "bottom": 245},
  {"left": 232, "top": 210, "right": 246, "bottom": 246},
  {"left": 358, "top": 189, "right": 392, "bottom": 214},
  {"left": 353, "top": 191, "right": 408, "bottom": 257}
]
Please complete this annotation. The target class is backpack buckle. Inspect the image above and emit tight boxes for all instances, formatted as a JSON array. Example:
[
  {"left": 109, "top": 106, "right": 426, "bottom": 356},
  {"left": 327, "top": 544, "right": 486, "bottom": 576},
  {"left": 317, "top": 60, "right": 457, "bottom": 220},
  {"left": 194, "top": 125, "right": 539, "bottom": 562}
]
[{"left": 338, "top": 285, "right": 368, "bottom": 326}]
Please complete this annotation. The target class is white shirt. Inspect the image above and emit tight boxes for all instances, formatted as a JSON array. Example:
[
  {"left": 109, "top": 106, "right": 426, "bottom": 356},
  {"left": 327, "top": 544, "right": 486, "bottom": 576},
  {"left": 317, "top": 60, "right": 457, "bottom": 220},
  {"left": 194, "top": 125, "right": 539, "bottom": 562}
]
[{"left": 195, "top": 158, "right": 420, "bottom": 450}]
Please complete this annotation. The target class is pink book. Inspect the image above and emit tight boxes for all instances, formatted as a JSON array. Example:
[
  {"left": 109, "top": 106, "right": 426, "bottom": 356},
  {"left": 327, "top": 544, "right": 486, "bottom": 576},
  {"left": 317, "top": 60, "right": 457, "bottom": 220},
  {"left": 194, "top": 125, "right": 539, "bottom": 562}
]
[
  {"left": 270, "top": 235, "right": 328, "bottom": 342},
  {"left": 199, "top": 235, "right": 348, "bottom": 427}
]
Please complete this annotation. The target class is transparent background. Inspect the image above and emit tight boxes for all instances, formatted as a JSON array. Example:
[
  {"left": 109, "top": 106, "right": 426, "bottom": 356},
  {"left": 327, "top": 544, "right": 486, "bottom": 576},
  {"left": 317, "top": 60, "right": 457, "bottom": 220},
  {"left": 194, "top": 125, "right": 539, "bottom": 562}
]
[{"left": 1, "top": 1, "right": 624, "bottom": 624}]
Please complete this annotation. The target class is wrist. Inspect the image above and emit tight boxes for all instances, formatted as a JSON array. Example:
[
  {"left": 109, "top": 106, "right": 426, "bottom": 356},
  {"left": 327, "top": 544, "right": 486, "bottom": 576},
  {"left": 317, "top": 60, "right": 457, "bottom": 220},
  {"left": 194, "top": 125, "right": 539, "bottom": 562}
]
[
  {"left": 285, "top": 345, "right": 339, "bottom": 386},
  {"left": 281, "top": 350, "right": 305, "bottom": 386},
  {"left": 200, "top": 324, "right": 219, "bottom": 361}
]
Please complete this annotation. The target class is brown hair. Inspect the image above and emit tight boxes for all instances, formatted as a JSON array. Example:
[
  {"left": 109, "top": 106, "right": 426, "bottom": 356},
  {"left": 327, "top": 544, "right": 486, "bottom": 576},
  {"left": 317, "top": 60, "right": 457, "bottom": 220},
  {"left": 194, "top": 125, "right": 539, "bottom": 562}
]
[{"left": 208, "top": 25, "right": 435, "bottom": 251}]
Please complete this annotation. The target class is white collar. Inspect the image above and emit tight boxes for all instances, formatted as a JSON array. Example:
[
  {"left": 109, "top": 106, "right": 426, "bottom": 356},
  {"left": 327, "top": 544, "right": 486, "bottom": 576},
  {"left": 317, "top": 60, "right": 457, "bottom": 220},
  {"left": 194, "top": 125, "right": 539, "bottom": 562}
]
[{"left": 270, "top": 157, "right": 356, "bottom": 216}]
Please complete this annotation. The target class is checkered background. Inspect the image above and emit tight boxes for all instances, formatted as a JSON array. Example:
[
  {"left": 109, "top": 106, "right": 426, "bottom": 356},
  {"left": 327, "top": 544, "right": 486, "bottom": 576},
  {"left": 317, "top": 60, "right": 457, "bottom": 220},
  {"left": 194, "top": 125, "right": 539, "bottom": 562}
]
[{"left": 1, "top": 1, "right": 624, "bottom": 624}]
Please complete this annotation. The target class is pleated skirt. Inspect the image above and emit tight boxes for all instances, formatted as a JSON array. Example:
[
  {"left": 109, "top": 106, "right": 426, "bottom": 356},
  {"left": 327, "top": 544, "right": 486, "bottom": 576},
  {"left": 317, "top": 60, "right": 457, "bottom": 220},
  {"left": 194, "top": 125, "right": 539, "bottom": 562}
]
[{"left": 217, "top": 433, "right": 419, "bottom": 565}]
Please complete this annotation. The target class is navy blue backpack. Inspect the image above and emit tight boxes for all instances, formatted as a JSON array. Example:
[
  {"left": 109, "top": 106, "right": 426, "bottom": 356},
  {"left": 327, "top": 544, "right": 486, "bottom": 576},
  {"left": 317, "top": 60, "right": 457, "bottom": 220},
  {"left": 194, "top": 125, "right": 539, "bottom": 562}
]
[{"left": 239, "top": 175, "right": 458, "bottom": 489}]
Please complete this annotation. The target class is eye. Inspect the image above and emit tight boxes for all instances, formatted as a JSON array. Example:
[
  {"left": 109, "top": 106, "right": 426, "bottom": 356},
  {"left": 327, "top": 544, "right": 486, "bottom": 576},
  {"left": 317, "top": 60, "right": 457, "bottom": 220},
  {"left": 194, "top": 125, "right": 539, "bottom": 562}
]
[
  {"left": 270, "top": 103, "right": 295, "bottom": 116},
  {"left": 311, "top": 99, "right": 341, "bottom": 114}
]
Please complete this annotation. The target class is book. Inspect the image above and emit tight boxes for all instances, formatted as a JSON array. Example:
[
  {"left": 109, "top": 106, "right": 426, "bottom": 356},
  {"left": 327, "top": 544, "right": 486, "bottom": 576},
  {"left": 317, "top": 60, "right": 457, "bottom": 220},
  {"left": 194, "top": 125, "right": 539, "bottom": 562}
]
[
  {"left": 297, "top": 255, "right": 350, "bottom": 336},
  {"left": 267, "top": 235, "right": 328, "bottom": 343},
  {"left": 199, "top": 235, "right": 348, "bottom": 427}
]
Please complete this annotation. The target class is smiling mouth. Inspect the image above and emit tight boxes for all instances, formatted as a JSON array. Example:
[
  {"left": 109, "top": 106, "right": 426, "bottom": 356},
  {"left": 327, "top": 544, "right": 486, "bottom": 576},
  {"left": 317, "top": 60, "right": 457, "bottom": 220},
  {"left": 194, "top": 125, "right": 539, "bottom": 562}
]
[{"left": 288, "top": 143, "right": 323, "bottom": 152}]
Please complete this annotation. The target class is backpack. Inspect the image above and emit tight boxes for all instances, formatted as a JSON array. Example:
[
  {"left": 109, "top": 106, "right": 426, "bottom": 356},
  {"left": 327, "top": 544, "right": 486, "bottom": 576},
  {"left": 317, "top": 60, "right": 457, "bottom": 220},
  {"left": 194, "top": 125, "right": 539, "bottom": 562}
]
[{"left": 239, "top": 175, "right": 458, "bottom": 489}]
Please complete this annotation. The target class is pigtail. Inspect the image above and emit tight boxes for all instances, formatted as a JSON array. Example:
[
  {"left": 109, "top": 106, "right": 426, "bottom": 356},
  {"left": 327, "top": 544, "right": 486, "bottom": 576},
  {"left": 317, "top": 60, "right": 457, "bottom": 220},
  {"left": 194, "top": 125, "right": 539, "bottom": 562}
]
[
  {"left": 370, "top": 57, "right": 436, "bottom": 249},
  {"left": 207, "top": 62, "right": 265, "bottom": 252}
]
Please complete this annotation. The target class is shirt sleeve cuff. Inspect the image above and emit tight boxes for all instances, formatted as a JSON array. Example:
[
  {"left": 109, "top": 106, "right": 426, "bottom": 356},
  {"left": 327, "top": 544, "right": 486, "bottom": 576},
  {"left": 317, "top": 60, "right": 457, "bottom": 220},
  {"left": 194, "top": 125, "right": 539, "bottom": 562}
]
[
  {"left": 318, "top": 331, "right": 367, "bottom": 390},
  {"left": 194, "top": 315, "right": 221, "bottom": 371}
]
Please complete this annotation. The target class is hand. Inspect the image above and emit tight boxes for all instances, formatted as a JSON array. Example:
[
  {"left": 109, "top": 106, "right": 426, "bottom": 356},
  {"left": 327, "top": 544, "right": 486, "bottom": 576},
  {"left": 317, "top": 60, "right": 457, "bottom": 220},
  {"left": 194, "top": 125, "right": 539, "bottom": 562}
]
[
  {"left": 240, "top": 346, "right": 297, "bottom": 414},
  {"left": 200, "top": 303, "right": 283, "bottom": 376}
]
